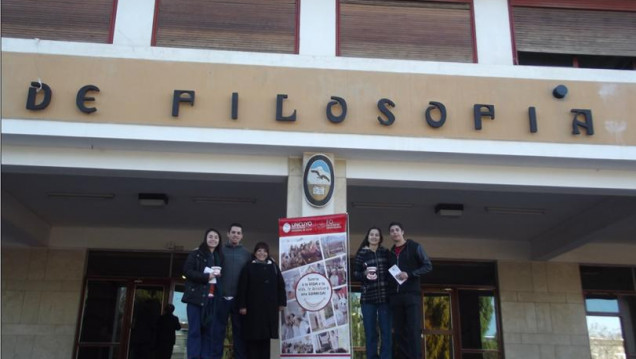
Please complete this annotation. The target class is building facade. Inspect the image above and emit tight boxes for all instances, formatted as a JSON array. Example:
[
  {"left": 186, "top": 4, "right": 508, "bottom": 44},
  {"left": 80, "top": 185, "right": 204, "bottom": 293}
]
[{"left": 2, "top": 0, "right": 636, "bottom": 358}]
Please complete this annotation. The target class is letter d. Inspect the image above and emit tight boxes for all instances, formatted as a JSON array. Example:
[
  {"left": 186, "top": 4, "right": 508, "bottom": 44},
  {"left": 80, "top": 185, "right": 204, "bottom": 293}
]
[{"left": 26, "top": 82, "right": 52, "bottom": 110}]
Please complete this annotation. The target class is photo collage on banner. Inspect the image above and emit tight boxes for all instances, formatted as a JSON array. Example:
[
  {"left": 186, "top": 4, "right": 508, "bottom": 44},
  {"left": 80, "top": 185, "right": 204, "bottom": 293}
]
[{"left": 279, "top": 214, "right": 351, "bottom": 358}]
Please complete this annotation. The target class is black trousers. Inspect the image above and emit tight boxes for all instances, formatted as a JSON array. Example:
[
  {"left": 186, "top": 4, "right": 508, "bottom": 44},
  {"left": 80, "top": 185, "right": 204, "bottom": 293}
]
[
  {"left": 390, "top": 293, "right": 423, "bottom": 359},
  {"left": 246, "top": 339, "right": 271, "bottom": 359}
]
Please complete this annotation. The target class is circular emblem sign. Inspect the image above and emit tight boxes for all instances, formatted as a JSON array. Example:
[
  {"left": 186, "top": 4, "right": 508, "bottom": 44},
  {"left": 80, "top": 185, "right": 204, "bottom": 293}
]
[
  {"left": 303, "top": 154, "right": 335, "bottom": 207},
  {"left": 295, "top": 272, "right": 333, "bottom": 311}
]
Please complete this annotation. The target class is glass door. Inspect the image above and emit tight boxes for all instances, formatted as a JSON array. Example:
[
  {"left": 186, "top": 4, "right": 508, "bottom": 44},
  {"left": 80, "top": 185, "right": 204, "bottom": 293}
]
[
  {"left": 76, "top": 280, "right": 129, "bottom": 359},
  {"left": 457, "top": 289, "right": 500, "bottom": 359},
  {"left": 422, "top": 288, "right": 502, "bottom": 359},
  {"left": 76, "top": 279, "right": 170, "bottom": 359},
  {"left": 423, "top": 290, "right": 454, "bottom": 359},
  {"left": 127, "top": 283, "right": 166, "bottom": 359}
]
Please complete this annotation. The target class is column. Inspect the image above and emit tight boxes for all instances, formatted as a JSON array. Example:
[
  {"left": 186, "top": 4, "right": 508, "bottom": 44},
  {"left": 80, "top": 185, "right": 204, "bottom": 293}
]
[
  {"left": 473, "top": 0, "right": 514, "bottom": 65},
  {"left": 112, "top": 0, "right": 157, "bottom": 46},
  {"left": 298, "top": 0, "right": 337, "bottom": 56}
]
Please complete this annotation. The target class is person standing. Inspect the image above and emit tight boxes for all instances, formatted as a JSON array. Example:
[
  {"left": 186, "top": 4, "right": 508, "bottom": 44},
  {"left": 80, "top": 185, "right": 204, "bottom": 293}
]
[
  {"left": 237, "top": 242, "right": 286, "bottom": 359},
  {"left": 156, "top": 304, "right": 182, "bottom": 359},
  {"left": 182, "top": 228, "right": 223, "bottom": 359},
  {"left": 387, "top": 222, "right": 432, "bottom": 359},
  {"left": 212, "top": 223, "right": 251, "bottom": 359},
  {"left": 353, "top": 226, "right": 392, "bottom": 359}
]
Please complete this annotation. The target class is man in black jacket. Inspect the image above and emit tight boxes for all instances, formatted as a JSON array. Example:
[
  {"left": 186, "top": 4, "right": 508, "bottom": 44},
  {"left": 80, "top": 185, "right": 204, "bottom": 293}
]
[{"left": 388, "top": 222, "right": 432, "bottom": 359}]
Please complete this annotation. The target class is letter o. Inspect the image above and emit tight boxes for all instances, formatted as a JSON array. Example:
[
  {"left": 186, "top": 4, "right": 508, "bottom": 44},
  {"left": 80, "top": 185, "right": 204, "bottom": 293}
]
[
  {"left": 326, "top": 96, "right": 347, "bottom": 123},
  {"left": 425, "top": 101, "right": 446, "bottom": 128}
]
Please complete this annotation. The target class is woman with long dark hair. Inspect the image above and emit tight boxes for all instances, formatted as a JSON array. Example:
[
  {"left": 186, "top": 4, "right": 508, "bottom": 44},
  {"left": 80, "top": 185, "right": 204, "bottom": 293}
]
[
  {"left": 353, "top": 227, "right": 392, "bottom": 359},
  {"left": 182, "top": 228, "right": 223, "bottom": 359}
]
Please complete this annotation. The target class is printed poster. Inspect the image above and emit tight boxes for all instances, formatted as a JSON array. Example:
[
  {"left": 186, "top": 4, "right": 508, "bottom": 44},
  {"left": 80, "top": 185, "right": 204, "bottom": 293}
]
[{"left": 279, "top": 214, "right": 351, "bottom": 358}]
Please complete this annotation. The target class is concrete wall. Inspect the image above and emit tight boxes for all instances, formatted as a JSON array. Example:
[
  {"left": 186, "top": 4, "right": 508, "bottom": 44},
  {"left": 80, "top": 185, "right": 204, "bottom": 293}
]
[
  {"left": 498, "top": 261, "right": 591, "bottom": 359},
  {"left": 1, "top": 248, "right": 86, "bottom": 359}
]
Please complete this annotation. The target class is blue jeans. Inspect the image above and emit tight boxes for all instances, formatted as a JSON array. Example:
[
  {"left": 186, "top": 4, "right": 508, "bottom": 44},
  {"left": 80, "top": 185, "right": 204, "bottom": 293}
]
[
  {"left": 361, "top": 302, "right": 392, "bottom": 359},
  {"left": 211, "top": 298, "right": 246, "bottom": 359},
  {"left": 186, "top": 298, "right": 215, "bottom": 359}
]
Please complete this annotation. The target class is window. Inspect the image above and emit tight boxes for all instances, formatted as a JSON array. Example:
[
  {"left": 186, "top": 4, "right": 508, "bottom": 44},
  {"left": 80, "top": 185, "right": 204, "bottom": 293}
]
[
  {"left": 339, "top": 0, "right": 475, "bottom": 63},
  {"left": 581, "top": 265, "right": 636, "bottom": 359},
  {"left": 153, "top": 0, "right": 298, "bottom": 54},
  {"left": 581, "top": 266, "right": 635, "bottom": 292},
  {"left": 511, "top": 1, "right": 636, "bottom": 70},
  {"left": 517, "top": 53, "right": 635, "bottom": 70},
  {"left": 1, "top": 0, "right": 115, "bottom": 43}
]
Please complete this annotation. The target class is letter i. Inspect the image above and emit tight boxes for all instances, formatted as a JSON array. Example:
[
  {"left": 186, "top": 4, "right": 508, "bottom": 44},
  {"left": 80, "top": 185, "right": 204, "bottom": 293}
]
[
  {"left": 528, "top": 107, "right": 538, "bottom": 133},
  {"left": 231, "top": 92, "right": 238, "bottom": 120}
]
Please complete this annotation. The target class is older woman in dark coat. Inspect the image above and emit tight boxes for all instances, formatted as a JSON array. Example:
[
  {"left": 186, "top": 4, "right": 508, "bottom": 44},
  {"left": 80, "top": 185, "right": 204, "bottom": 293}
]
[{"left": 237, "top": 242, "right": 286, "bottom": 359}]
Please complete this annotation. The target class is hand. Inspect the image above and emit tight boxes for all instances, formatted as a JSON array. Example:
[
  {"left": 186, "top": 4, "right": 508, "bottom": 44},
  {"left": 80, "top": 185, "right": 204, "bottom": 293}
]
[
  {"left": 398, "top": 272, "right": 408, "bottom": 281},
  {"left": 279, "top": 306, "right": 285, "bottom": 311},
  {"left": 239, "top": 308, "right": 247, "bottom": 315}
]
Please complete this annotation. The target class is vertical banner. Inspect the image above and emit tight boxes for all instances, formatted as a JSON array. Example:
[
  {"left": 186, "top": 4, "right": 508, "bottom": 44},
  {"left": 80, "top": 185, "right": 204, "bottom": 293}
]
[{"left": 279, "top": 214, "right": 351, "bottom": 358}]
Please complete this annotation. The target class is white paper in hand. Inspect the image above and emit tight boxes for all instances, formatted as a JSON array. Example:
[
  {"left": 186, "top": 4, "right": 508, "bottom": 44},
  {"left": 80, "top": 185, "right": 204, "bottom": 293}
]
[
  {"left": 204, "top": 267, "right": 217, "bottom": 284},
  {"left": 389, "top": 264, "right": 406, "bottom": 285}
]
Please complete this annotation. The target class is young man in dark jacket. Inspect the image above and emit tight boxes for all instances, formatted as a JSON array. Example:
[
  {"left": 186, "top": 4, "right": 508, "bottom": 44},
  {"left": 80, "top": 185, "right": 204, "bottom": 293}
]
[
  {"left": 211, "top": 223, "right": 251, "bottom": 359},
  {"left": 388, "top": 222, "right": 432, "bottom": 359}
]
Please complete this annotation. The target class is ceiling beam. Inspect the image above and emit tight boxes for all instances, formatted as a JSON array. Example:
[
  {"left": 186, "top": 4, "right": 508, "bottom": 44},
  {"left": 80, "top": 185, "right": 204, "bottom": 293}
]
[{"left": 530, "top": 197, "right": 636, "bottom": 261}]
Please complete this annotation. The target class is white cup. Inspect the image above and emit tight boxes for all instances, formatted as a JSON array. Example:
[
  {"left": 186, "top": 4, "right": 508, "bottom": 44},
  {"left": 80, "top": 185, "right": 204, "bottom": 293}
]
[
  {"left": 366, "top": 266, "right": 377, "bottom": 280},
  {"left": 211, "top": 266, "right": 222, "bottom": 276}
]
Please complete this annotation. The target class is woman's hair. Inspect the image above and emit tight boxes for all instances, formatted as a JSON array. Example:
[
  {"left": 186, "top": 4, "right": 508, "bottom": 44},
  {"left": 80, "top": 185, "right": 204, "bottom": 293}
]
[
  {"left": 253, "top": 241, "right": 270, "bottom": 255},
  {"left": 356, "top": 226, "right": 383, "bottom": 253}
]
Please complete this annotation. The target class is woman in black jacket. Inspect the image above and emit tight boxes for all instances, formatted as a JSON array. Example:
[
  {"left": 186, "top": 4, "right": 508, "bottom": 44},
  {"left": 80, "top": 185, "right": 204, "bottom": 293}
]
[
  {"left": 182, "top": 228, "right": 223, "bottom": 359},
  {"left": 237, "top": 242, "right": 286, "bottom": 359},
  {"left": 353, "top": 226, "right": 392, "bottom": 359}
]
